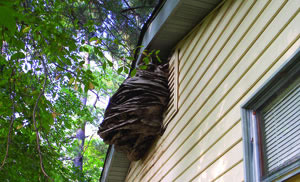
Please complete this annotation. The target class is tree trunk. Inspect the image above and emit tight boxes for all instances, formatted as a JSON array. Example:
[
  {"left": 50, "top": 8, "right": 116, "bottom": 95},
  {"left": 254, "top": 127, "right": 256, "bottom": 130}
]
[{"left": 74, "top": 38, "right": 90, "bottom": 179}]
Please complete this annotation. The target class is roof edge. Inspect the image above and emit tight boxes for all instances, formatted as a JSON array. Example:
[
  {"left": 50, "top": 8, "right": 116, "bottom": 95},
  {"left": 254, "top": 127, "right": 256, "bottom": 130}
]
[
  {"left": 130, "top": 0, "right": 167, "bottom": 74},
  {"left": 99, "top": 145, "right": 113, "bottom": 182}
]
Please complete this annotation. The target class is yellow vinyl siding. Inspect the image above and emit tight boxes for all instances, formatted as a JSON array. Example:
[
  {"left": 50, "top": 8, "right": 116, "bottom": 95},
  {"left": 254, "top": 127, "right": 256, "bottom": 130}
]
[
  {"left": 214, "top": 161, "right": 244, "bottom": 182},
  {"left": 191, "top": 142, "right": 244, "bottom": 182},
  {"left": 179, "top": 0, "right": 233, "bottom": 76},
  {"left": 126, "top": 0, "right": 300, "bottom": 181},
  {"left": 171, "top": 122, "right": 243, "bottom": 182}
]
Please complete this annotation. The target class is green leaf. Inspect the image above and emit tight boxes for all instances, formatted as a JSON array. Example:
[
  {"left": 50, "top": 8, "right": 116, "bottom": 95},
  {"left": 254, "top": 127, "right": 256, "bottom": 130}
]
[
  {"left": 107, "top": 60, "right": 113, "bottom": 67},
  {"left": 84, "top": 83, "right": 89, "bottom": 93},
  {"left": 126, "top": 56, "right": 134, "bottom": 61},
  {"left": 124, "top": 67, "right": 129, "bottom": 74},
  {"left": 11, "top": 52, "right": 25, "bottom": 60},
  {"left": 102, "top": 61, "right": 106, "bottom": 70},
  {"left": 79, "top": 61, "right": 85, "bottom": 66},
  {"left": 89, "top": 37, "right": 98, "bottom": 42},
  {"left": 64, "top": 121, "right": 71, "bottom": 129},
  {"left": 117, "top": 67, "right": 123, "bottom": 74},
  {"left": 0, "top": 5, "right": 17, "bottom": 33},
  {"left": 62, "top": 57, "right": 72, "bottom": 66},
  {"left": 143, "top": 57, "right": 150, "bottom": 65},
  {"left": 95, "top": 48, "right": 104, "bottom": 58},
  {"left": 156, "top": 54, "right": 162, "bottom": 63},
  {"left": 139, "top": 65, "right": 147, "bottom": 70},
  {"left": 86, "top": 69, "right": 92, "bottom": 75},
  {"left": 82, "top": 45, "right": 93, "bottom": 53},
  {"left": 130, "top": 68, "right": 137, "bottom": 77}
]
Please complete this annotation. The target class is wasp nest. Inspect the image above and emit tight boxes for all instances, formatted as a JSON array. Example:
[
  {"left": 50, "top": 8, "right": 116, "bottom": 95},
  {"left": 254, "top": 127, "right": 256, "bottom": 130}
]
[{"left": 98, "top": 64, "right": 169, "bottom": 161}]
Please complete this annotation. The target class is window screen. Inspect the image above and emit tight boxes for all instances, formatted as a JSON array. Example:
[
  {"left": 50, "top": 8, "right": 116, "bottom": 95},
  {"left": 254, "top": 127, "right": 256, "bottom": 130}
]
[{"left": 258, "top": 77, "right": 300, "bottom": 177}]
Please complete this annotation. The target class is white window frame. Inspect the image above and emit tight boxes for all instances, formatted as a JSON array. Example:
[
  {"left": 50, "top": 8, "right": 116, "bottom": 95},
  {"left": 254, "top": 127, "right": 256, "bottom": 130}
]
[{"left": 241, "top": 48, "right": 300, "bottom": 182}]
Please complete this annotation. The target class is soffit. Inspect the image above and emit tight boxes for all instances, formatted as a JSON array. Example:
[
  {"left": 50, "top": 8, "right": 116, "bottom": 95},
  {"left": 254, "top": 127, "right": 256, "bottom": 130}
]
[
  {"left": 100, "top": 145, "right": 131, "bottom": 182},
  {"left": 138, "top": 0, "right": 222, "bottom": 62}
]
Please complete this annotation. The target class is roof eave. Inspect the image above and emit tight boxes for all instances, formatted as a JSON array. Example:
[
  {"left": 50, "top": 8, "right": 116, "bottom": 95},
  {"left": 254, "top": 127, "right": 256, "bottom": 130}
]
[{"left": 136, "top": 0, "right": 223, "bottom": 64}]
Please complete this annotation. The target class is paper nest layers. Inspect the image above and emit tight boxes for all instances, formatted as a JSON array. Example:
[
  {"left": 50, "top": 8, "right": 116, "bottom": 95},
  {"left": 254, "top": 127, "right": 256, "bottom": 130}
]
[{"left": 98, "top": 64, "right": 169, "bottom": 161}]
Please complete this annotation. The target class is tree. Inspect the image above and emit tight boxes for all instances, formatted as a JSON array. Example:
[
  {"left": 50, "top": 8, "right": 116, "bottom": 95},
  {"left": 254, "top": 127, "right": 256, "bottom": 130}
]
[
  {"left": 0, "top": 0, "right": 159, "bottom": 181},
  {"left": 83, "top": 139, "right": 108, "bottom": 181}
]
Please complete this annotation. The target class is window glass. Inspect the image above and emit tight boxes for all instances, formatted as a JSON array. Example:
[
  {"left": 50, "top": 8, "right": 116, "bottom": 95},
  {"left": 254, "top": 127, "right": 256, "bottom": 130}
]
[{"left": 257, "top": 77, "right": 300, "bottom": 178}]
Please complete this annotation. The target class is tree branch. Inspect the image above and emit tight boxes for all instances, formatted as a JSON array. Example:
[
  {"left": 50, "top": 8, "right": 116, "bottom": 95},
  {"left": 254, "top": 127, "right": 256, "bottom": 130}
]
[
  {"left": 122, "top": 0, "right": 139, "bottom": 16},
  {"left": 0, "top": 74, "right": 15, "bottom": 171},
  {"left": 82, "top": 134, "right": 95, "bottom": 155},
  {"left": 44, "top": 135, "right": 54, "bottom": 152},
  {"left": 90, "top": 90, "right": 100, "bottom": 108},
  {"left": 32, "top": 58, "right": 53, "bottom": 181},
  {"left": 93, "top": 96, "right": 98, "bottom": 108},
  {"left": 52, "top": 62, "right": 77, "bottom": 77},
  {"left": 121, "top": 6, "right": 154, "bottom": 14}
]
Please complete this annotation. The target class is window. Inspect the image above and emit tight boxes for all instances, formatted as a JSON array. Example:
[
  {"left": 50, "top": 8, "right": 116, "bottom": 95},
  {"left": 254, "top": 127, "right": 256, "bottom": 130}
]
[
  {"left": 163, "top": 49, "right": 179, "bottom": 128},
  {"left": 241, "top": 49, "right": 300, "bottom": 182}
]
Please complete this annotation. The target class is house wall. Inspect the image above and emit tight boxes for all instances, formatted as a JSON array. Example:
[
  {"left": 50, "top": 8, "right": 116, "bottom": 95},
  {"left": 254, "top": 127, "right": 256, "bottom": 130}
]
[{"left": 125, "top": 0, "right": 300, "bottom": 181}]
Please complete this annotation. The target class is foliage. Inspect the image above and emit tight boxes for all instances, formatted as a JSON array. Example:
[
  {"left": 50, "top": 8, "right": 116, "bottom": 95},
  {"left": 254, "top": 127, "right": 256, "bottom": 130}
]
[
  {"left": 0, "top": 0, "right": 159, "bottom": 181},
  {"left": 83, "top": 139, "right": 108, "bottom": 181}
]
